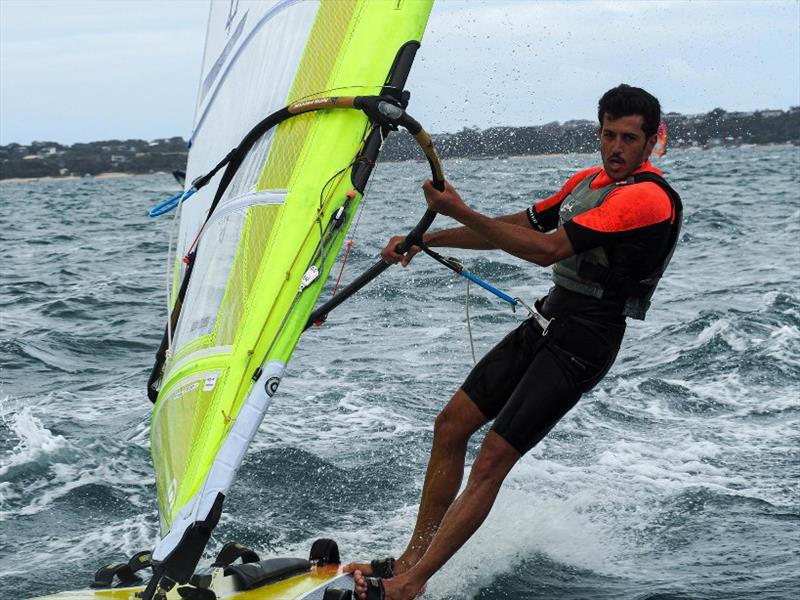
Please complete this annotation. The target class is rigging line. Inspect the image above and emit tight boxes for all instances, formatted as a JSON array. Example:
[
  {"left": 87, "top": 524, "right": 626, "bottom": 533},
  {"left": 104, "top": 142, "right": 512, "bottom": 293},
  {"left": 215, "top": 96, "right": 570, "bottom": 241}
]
[
  {"left": 227, "top": 137, "right": 372, "bottom": 413},
  {"left": 308, "top": 121, "right": 372, "bottom": 261},
  {"left": 331, "top": 240, "right": 353, "bottom": 298},
  {"left": 465, "top": 278, "right": 477, "bottom": 363},
  {"left": 316, "top": 164, "right": 349, "bottom": 240},
  {"left": 314, "top": 156, "right": 349, "bottom": 237},
  {"left": 332, "top": 125, "right": 384, "bottom": 290},
  {"left": 165, "top": 192, "right": 184, "bottom": 351},
  {"left": 446, "top": 254, "right": 478, "bottom": 363},
  {"left": 308, "top": 151, "right": 364, "bottom": 267},
  {"left": 419, "top": 244, "right": 519, "bottom": 306},
  {"left": 330, "top": 136, "right": 381, "bottom": 298},
  {"left": 305, "top": 113, "right": 446, "bottom": 329},
  {"left": 352, "top": 125, "right": 386, "bottom": 235}
]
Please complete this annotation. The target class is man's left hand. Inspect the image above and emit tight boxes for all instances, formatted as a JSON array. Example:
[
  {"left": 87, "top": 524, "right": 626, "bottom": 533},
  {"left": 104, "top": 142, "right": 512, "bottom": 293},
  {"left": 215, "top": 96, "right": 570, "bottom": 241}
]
[{"left": 422, "top": 179, "right": 467, "bottom": 218}]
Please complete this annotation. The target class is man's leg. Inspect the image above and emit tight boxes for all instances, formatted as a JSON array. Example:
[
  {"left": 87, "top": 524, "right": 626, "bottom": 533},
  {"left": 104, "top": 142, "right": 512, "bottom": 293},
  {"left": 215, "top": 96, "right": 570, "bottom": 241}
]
[
  {"left": 396, "top": 388, "right": 488, "bottom": 570},
  {"left": 353, "top": 431, "right": 520, "bottom": 600},
  {"left": 344, "top": 388, "right": 488, "bottom": 575},
  {"left": 352, "top": 320, "right": 608, "bottom": 599},
  {"left": 345, "top": 320, "right": 540, "bottom": 580}
]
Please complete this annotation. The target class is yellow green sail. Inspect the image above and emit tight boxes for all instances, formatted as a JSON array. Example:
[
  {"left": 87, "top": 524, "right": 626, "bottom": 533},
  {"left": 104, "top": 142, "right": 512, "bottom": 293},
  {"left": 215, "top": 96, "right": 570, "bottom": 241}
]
[{"left": 149, "top": 0, "right": 433, "bottom": 574}]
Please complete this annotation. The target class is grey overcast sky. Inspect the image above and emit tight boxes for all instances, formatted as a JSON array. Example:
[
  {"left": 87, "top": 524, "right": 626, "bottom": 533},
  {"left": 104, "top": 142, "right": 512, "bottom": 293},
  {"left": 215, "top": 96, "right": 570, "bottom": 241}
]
[{"left": 1, "top": 0, "right": 798, "bottom": 145}]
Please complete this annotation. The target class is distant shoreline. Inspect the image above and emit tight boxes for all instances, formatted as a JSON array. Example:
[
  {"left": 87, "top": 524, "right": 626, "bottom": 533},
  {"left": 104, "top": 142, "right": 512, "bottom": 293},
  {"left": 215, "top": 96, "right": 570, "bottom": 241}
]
[
  {"left": 0, "top": 172, "right": 135, "bottom": 184},
  {"left": 2, "top": 143, "right": 798, "bottom": 184},
  {"left": 0, "top": 136, "right": 188, "bottom": 182},
  {"left": 2, "top": 108, "right": 798, "bottom": 181}
]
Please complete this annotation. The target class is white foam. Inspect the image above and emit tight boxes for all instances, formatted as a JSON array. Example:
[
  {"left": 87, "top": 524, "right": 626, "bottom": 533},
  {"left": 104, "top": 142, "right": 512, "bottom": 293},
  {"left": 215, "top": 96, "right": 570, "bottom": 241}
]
[
  {"left": 426, "top": 483, "right": 630, "bottom": 598},
  {"left": 0, "top": 481, "right": 20, "bottom": 506},
  {"left": 766, "top": 324, "right": 800, "bottom": 367},
  {"left": 0, "top": 399, "right": 69, "bottom": 479},
  {"left": 696, "top": 317, "right": 748, "bottom": 352},
  {"left": 0, "top": 394, "right": 154, "bottom": 520},
  {"left": 277, "top": 452, "right": 653, "bottom": 599},
  {"left": 253, "top": 386, "right": 427, "bottom": 459},
  {"left": 0, "top": 512, "right": 156, "bottom": 579}
]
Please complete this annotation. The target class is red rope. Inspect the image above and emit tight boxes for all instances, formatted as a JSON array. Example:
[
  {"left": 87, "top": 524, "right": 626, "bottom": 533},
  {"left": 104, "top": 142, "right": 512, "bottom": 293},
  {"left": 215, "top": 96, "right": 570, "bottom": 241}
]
[{"left": 332, "top": 239, "right": 354, "bottom": 296}]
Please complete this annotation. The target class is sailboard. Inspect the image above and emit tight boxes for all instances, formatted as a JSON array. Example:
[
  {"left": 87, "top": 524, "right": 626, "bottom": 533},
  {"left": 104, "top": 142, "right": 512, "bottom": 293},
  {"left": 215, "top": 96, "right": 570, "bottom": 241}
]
[
  {"left": 32, "top": 1, "right": 444, "bottom": 598},
  {"left": 31, "top": 538, "right": 356, "bottom": 599}
]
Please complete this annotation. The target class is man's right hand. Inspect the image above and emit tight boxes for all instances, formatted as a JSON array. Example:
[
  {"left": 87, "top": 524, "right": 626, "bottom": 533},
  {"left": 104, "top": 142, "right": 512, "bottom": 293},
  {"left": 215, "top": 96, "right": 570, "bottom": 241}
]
[{"left": 381, "top": 234, "right": 422, "bottom": 267}]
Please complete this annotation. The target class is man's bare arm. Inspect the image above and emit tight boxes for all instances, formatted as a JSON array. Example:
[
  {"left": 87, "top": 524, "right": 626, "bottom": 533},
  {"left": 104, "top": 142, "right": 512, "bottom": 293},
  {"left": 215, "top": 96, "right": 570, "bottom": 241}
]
[
  {"left": 422, "top": 181, "right": 574, "bottom": 267},
  {"left": 446, "top": 207, "right": 573, "bottom": 266},
  {"left": 381, "top": 210, "right": 531, "bottom": 266},
  {"left": 423, "top": 211, "right": 531, "bottom": 250}
]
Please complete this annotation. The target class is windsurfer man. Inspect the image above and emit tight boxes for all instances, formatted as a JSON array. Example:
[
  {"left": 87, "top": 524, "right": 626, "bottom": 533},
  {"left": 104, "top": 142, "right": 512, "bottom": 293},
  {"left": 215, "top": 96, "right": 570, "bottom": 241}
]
[{"left": 345, "top": 84, "right": 682, "bottom": 600}]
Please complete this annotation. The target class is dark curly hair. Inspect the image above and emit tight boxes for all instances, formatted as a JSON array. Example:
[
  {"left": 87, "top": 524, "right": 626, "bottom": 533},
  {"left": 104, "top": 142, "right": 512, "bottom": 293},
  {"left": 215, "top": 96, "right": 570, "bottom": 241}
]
[{"left": 598, "top": 84, "right": 661, "bottom": 137}]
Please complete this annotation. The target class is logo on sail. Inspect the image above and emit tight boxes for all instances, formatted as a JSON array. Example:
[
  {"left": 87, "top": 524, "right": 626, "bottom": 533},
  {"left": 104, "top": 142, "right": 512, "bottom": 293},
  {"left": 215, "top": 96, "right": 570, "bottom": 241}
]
[{"left": 265, "top": 377, "right": 281, "bottom": 397}]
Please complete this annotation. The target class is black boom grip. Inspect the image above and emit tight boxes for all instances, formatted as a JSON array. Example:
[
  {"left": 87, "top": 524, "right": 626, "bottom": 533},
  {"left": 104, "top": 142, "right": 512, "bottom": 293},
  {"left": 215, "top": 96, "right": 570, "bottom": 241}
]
[
  {"left": 394, "top": 174, "right": 443, "bottom": 253},
  {"left": 396, "top": 208, "right": 436, "bottom": 254}
]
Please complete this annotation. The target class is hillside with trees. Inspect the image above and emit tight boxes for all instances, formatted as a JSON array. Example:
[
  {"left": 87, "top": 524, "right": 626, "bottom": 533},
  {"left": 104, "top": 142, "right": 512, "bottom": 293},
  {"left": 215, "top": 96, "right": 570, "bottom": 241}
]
[{"left": 2, "top": 107, "right": 798, "bottom": 181}]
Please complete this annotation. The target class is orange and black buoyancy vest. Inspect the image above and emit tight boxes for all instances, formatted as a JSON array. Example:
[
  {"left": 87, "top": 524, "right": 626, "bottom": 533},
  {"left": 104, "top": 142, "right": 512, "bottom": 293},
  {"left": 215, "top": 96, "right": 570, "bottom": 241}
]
[{"left": 552, "top": 171, "right": 683, "bottom": 320}]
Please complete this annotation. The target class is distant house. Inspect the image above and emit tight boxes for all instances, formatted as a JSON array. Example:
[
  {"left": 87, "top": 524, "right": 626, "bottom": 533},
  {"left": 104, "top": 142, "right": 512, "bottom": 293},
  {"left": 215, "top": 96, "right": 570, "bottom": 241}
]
[
  {"left": 563, "top": 119, "right": 593, "bottom": 129},
  {"left": 726, "top": 111, "right": 754, "bottom": 119},
  {"left": 759, "top": 110, "right": 783, "bottom": 118},
  {"left": 111, "top": 155, "right": 127, "bottom": 163}
]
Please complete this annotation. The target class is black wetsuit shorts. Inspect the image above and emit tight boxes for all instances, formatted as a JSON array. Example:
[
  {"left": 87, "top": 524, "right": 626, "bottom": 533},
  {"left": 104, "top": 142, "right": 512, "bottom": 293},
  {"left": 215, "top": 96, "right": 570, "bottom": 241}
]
[{"left": 462, "top": 314, "right": 625, "bottom": 455}]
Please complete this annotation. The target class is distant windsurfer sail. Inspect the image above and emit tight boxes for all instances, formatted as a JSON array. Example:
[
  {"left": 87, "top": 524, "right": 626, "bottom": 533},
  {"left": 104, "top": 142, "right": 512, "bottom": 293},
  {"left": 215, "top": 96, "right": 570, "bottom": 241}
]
[{"left": 653, "top": 118, "right": 668, "bottom": 157}]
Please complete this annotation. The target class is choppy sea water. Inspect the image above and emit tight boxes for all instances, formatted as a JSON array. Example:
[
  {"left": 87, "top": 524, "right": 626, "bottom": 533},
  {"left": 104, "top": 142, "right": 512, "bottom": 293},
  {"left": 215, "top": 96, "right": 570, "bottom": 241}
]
[{"left": 1, "top": 145, "right": 799, "bottom": 599}]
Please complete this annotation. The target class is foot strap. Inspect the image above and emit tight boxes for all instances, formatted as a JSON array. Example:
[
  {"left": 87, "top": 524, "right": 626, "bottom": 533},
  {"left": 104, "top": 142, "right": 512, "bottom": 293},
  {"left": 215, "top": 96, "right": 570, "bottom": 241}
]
[
  {"left": 176, "top": 586, "right": 217, "bottom": 600},
  {"left": 364, "top": 577, "right": 385, "bottom": 600},
  {"left": 369, "top": 557, "right": 395, "bottom": 579},
  {"left": 91, "top": 550, "right": 152, "bottom": 588},
  {"left": 211, "top": 542, "right": 260, "bottom": 568}
]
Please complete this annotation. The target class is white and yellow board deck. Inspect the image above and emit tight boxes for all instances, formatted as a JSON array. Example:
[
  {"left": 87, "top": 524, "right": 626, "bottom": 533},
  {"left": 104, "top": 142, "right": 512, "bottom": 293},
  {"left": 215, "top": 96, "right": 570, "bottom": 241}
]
[{"left": 31, "top": 565, "right": 353, "bottom": 600}]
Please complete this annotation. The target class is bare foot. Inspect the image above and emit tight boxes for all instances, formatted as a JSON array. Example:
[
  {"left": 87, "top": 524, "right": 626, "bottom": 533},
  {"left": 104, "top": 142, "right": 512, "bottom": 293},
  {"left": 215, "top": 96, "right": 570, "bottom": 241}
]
[
  {"left": 342, "top": 561, "right": 373, "bottom": 576},
  {"left": 344, "top": 553, "right": 426, "bottom": 578},
  {"left": 351, "top": 570, "right": 425, "bottom": 600},
  {"left": 351, "top": 569, "right": 369, "bottom": 600},
  {"left": 343, "top": 556, "right": 396, "bottom": 577}
]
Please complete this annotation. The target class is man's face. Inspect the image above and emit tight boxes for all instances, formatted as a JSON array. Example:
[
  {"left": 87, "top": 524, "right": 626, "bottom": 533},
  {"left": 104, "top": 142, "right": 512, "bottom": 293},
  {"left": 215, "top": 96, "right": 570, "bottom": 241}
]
[{"left": 598, "top": 113, "right": 658, "bottom": 181}]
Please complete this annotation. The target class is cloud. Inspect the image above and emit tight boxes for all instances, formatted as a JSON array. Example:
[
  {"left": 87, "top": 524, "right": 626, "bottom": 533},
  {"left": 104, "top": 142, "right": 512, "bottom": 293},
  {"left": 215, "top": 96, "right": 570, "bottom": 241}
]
[
  {"left": 1, "top": 0, "right": 798, "bottom": 143},
  {"left": 0, "top": 1, "right": 207, "bottom": 143}
]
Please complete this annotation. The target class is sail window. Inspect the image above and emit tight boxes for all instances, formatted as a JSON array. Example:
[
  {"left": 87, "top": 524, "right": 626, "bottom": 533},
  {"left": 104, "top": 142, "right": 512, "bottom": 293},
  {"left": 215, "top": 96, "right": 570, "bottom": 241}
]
[{"left": 171, "top": 193, "right": 285, "bottom": 356}]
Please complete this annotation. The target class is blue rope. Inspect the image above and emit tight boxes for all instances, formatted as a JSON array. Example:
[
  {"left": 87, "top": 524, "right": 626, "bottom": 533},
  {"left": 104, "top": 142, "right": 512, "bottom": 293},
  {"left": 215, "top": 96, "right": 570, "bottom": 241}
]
[
  {"left": 457, "top": 269, "right": 517, "bottom": 306},
  {"left": 422, "top": 247, "right": 521, "bottom": 309},
  {"left": 149, "top": 187, "right": 196, "bottom": 217}
]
